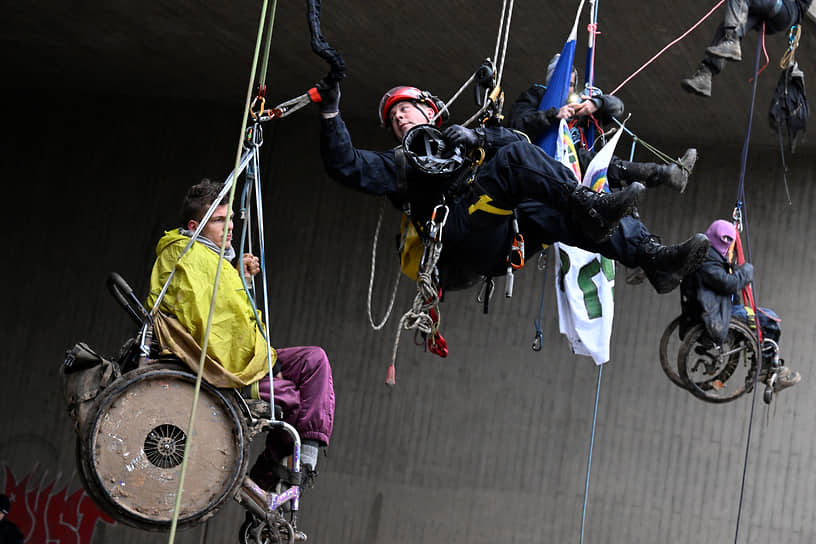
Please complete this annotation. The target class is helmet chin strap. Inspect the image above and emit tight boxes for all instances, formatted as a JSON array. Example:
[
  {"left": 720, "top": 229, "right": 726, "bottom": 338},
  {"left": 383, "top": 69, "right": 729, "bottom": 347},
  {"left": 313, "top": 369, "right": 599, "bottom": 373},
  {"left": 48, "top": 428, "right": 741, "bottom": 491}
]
[
  {"left": 390, "top": 101, "right": 433, "bottom": 141},
  {"left": 412, "top": 101, "right": 431, "bottom": 123}
]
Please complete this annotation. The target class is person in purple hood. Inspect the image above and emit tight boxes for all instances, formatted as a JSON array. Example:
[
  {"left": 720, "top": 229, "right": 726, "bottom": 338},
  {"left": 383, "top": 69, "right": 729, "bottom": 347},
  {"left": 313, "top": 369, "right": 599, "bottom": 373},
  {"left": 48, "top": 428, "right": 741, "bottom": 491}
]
[{"left": 680, "top": 219, "right": 801, "bottom": 393}]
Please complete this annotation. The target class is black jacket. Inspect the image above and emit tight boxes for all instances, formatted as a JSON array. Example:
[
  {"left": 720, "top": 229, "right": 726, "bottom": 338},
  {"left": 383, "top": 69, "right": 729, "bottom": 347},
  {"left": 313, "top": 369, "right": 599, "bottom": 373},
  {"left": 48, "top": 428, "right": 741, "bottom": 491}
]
[
  {"left": 507, "top": 84, "right": 624, "bottom": 141},
  {"left": 680, "top": 247, "right": 753, "bottom": 344},
  {"left": 0, "top": 519, "right": 24, "bottom": 544},
  {"left": 320, "top": 115, "right": 527, "bottom": 283}
]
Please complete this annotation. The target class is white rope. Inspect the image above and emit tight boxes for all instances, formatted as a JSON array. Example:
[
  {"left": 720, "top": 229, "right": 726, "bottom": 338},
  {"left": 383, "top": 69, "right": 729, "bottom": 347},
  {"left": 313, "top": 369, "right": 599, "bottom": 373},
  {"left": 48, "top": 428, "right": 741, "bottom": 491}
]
[
  {"left": 495, "top": 0, "right": 515, "bottom": 89},
  {"left": 367, "top": 201, "right": 402, "bottom": 330},
  {"left": 387, "top": 238, "right": 443, "bottom": 383},
  {"left": 493, "top": 0, "right": 508, "bottom": 65}
]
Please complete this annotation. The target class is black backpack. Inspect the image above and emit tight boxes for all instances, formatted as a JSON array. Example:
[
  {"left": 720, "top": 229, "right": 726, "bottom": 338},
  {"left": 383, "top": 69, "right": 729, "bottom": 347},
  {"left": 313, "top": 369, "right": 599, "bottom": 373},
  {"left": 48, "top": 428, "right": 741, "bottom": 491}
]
[{"left": 769, "top": 61, "right": 808, "bottom": 153}]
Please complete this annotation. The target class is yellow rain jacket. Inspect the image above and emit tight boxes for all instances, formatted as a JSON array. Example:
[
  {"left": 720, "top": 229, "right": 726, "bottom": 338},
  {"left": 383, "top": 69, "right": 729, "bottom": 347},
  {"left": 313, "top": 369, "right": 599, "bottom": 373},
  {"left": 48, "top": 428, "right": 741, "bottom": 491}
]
[{"left": 146, "top": 230, "right": 274, "bottom": 387}]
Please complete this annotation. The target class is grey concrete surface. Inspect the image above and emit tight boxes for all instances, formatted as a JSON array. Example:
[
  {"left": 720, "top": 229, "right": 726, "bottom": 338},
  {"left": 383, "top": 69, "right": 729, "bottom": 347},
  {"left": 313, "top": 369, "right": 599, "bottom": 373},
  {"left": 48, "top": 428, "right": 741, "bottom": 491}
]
[{"left": 1, "top": 1, "right": 815, "bottom": 541}]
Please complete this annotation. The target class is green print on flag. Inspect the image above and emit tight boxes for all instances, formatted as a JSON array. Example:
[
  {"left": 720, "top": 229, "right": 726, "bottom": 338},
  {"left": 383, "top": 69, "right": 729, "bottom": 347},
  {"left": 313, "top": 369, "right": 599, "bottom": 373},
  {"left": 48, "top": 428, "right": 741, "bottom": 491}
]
[{"left": 559, "top": 248, "right": 614, "bottom": 319}]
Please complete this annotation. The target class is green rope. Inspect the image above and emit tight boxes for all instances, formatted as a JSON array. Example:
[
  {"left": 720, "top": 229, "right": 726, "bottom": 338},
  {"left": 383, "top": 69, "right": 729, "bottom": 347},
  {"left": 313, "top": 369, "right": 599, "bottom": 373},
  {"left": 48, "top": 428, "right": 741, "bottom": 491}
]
[
  {"left": 166, "top": 1, "right": 276, "bottom": 541},
  {"left": 610, "top": 117, "right": 677, "bottom": 165},
  {"left": 258, "top": 0, "right": 279, "bottom": 88}
]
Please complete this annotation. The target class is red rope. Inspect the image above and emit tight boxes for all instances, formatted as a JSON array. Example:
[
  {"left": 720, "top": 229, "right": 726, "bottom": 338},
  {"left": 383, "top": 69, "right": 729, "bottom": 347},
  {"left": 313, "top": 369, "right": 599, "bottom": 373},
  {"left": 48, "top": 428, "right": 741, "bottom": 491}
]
[
  {"left": 749, "top": 23, "right": 770, "bottom": 82},
  {"left": 610, "top": 0, "right": 726, "bottom": 96},
  {"left": 733, "top": 229, "right": 763, "bottom": 344}
]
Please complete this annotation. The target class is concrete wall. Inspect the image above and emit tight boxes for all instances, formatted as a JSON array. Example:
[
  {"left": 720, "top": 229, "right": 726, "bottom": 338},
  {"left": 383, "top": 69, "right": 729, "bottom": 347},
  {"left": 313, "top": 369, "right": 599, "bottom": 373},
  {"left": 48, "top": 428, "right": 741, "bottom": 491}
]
[{"left": 2, "top": 90, "right": 814, "bottom": 543}]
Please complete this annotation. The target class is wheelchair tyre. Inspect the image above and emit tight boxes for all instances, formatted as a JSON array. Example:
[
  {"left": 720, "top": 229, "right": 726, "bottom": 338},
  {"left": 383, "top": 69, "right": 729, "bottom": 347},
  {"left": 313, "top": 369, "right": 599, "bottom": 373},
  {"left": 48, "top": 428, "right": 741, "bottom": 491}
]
[
  {"left": 677, "top": 319, "right": 759, "bottom": 403},
  {"left": 658, "top": 316, "right": 687, "bottom": 389},
  {"left": 77, "top": 364, "right": 248, "bottom": 531}
]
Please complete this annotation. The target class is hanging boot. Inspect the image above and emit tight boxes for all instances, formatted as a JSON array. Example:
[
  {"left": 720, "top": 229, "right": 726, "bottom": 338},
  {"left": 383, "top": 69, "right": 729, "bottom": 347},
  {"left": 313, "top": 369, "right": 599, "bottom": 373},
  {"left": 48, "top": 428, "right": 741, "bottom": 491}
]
[
  {"left": 616, "top": 157, "right": 693, "bottom": 193},
  {"left": 673, "top": 148, "right": 698, "bottom": 192},
  {"left": 681, "top": 64, "right": 713, "bottom": 97},
  {"left": 706, "top": 28, "right": 742, "bottom": 61},
  {"left": 569, "top": 182, "right": 645, "bottom": 243},
  {"left": 638, "top": 233, "right": 709, "bottom": 294}
]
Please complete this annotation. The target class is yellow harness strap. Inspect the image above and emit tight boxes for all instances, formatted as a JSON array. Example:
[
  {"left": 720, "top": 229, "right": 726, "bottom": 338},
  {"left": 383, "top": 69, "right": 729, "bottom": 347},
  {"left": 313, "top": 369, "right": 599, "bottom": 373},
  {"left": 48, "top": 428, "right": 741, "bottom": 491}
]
[{"left": 468, "top": 194, "right": 514, "bottom": 216}]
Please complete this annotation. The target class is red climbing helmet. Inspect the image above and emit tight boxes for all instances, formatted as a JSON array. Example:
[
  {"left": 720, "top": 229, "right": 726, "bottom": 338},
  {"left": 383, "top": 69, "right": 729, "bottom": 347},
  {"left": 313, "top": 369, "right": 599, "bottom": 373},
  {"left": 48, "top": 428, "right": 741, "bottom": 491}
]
[{"left": 378, "top": 86, "right": 446, "bottom": 128}]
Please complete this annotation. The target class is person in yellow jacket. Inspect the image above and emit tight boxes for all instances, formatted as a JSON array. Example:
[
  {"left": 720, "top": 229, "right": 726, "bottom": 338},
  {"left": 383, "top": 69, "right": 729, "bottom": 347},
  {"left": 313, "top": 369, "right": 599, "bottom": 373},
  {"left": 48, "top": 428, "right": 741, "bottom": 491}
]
[{"left": 147, "top": 179, "right": 335, "bottom": 490}]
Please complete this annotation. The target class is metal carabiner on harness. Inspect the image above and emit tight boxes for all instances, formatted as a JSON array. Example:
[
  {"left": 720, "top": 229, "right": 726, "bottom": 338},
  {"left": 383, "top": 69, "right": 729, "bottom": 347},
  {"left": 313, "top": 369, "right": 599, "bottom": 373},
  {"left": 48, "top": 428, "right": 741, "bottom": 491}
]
[
  {"left": 505, "top": 215, "right": 525, "bottom": 297},
  {"left": 426, "top": 204, "right": 449, "bottom": 243}
]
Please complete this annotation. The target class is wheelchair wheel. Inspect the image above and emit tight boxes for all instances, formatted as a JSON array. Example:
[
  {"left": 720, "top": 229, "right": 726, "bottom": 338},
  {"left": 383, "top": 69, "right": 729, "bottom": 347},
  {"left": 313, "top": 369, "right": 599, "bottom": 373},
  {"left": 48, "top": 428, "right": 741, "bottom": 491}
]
[
  {"left": 678, "top": 319, "right": 759, "bottom": 403},
  {"left": 658, "top": 316, "right": 687, "bottom": 389},
  {"left": 78, "top": 364, "right": 248, "bottom": 531}
]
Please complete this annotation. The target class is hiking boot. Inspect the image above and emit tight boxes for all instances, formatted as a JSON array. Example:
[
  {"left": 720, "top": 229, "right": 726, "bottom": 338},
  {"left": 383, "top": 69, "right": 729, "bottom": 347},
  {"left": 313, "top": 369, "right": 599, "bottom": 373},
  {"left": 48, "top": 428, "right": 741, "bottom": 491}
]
[
  {"left": 681, "top": 65, "right": 713, "bottom": 97},
  {"left": 706, "top": 29, "right": 742, "bottom": 61},
  {"left": 300, "top": 464, "right": 319, "bottom": 491},
  {"left": 772, "top": 366, "right": 802, "bottom": 393},
  {"left": 668, "top": 148, "right": 698, "bottom": 193},
  {"left": 638, "top": 233, "right": 710, "bottom": 294},
  {"left": 570, "top": 182, "right": 645, "bottom": 242}
]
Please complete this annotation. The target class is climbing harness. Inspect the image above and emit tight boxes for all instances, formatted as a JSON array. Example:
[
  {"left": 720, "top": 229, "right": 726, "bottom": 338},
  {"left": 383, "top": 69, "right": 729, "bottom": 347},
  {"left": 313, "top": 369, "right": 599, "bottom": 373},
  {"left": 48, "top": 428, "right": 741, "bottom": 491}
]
[{"left": 370, "top": 0, "right": 521, "bottom": 380}]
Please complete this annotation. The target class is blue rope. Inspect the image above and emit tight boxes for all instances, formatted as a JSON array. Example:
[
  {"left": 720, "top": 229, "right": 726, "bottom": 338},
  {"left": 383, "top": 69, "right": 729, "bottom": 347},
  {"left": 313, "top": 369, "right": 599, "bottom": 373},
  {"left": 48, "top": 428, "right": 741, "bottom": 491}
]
[
  {"left": 733, "top": 29, "right": 765, "bottom": 544},
  {"left": 580, "top": 364, "right": 603, "bottom": 544},
  {"left": 531, "top": 247, "right": 550, "bottom": 351}
]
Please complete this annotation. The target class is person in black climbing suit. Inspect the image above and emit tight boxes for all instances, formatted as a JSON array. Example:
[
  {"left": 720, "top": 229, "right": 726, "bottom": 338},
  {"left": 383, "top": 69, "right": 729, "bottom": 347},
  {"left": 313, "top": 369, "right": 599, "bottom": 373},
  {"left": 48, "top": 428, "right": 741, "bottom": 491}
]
[
  {"left": 679, "top": 219, "right": 801, "bottom": 393},
  {"left": 315, "top": 80, "right": 710, "bottom": 295},
  {"left": 509, "top": 54, "right": 699, "bottom": 193},
  {"left": 682, "top": 0, "right": 814, "bottom": 97},
  {"left": 0, "top": 495, "right": 23, "bottom": 544}
]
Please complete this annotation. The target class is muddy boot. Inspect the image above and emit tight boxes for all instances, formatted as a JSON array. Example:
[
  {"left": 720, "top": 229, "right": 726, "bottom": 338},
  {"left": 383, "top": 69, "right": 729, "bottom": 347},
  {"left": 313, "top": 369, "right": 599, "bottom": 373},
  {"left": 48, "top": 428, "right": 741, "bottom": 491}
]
[
  {"left": 673, "top": 148, "right": 698, "bottom": 192},
  {"left": 616, "top": 160, "right": 688, "bottom": 193},
  {"left": 638, "top": 233, "right": 709, "bottom": 294},
  {"left": 570, "top": 182, "right": 645, "bottom": 242},
  {"left": 681, "top": 64, "right": 713, "bottom": 97},
  {"left": 706, "top": 28, "right": 741, "bottom": 61},
  {"left": 772, "top": 365, "right": 802, "bottom": 393}
]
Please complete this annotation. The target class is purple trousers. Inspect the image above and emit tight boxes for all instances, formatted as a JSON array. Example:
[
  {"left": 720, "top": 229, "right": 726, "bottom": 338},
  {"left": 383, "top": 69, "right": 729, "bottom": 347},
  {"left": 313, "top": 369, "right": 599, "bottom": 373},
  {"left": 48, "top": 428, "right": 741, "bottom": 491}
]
[{"left": 256, "top": 346, "right": 335, "bottom": 447}]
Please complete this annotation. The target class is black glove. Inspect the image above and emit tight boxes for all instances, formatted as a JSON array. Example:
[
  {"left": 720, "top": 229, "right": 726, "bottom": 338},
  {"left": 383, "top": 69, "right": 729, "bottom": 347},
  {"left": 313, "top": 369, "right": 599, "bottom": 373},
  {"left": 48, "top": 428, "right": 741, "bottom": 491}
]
[
  {"left": 316, "top": 80, "right": 341, "bottom": 114},
  {"left": 738, "top": 262, "right": 754, "bottom": 282},
  {"left": 442, "top": 125, "right": 482, "bottom": 149}
]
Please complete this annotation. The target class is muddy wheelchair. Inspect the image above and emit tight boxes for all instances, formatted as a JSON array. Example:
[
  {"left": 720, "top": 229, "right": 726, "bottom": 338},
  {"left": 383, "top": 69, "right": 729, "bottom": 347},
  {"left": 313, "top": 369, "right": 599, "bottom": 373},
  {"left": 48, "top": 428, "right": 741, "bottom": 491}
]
[
  {"left": 61, "top": 273, "right": 308, "bottom": 543},
  {"left": 659, "top": 314, "right": 784, "bottom": 404}
]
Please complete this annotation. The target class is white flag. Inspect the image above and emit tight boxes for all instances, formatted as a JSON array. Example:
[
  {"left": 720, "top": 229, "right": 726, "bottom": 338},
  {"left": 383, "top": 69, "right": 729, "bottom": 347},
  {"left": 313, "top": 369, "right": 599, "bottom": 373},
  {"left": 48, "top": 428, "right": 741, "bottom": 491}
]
[{"left": 553, "top": 122, "right": 625, "bottom": 364}]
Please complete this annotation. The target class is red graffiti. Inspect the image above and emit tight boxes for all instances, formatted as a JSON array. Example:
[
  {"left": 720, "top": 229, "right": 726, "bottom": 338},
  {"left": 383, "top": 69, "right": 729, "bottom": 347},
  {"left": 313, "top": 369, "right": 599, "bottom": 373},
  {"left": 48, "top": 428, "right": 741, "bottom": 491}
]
[{"left": 4, "top": 466, "right": 115, "bottom": 544}]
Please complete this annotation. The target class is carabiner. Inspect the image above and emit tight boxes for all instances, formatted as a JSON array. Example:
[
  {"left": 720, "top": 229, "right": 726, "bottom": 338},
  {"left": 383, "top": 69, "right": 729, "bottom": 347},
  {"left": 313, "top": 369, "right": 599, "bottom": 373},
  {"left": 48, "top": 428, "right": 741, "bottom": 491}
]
[
  {"left": 732, "top": 205, "right": 744, "bottom": 232},
  {"left": 531, "top": 331, "right": 543, "bottom": 352},
  {"left": 429, "top": 204, "right": 449, "bottom": 242},
  {"left": 508, "top": 233, "right": 525, "bottom": 270}
]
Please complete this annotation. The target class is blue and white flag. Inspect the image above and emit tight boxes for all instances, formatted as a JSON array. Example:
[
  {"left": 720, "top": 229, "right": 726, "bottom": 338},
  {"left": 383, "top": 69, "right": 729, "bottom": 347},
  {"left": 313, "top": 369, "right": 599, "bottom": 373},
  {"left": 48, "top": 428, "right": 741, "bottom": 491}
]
[{"left": 534, "top": 4, "right": 581, "bottom": 156}]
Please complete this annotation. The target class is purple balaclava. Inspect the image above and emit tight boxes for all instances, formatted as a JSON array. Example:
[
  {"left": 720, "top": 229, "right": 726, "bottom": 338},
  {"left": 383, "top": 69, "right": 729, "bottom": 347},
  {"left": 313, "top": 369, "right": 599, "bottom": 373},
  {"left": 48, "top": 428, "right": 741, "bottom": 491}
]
[{"left": 705, "top": 219, "right": 736, "bottom": 259}]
